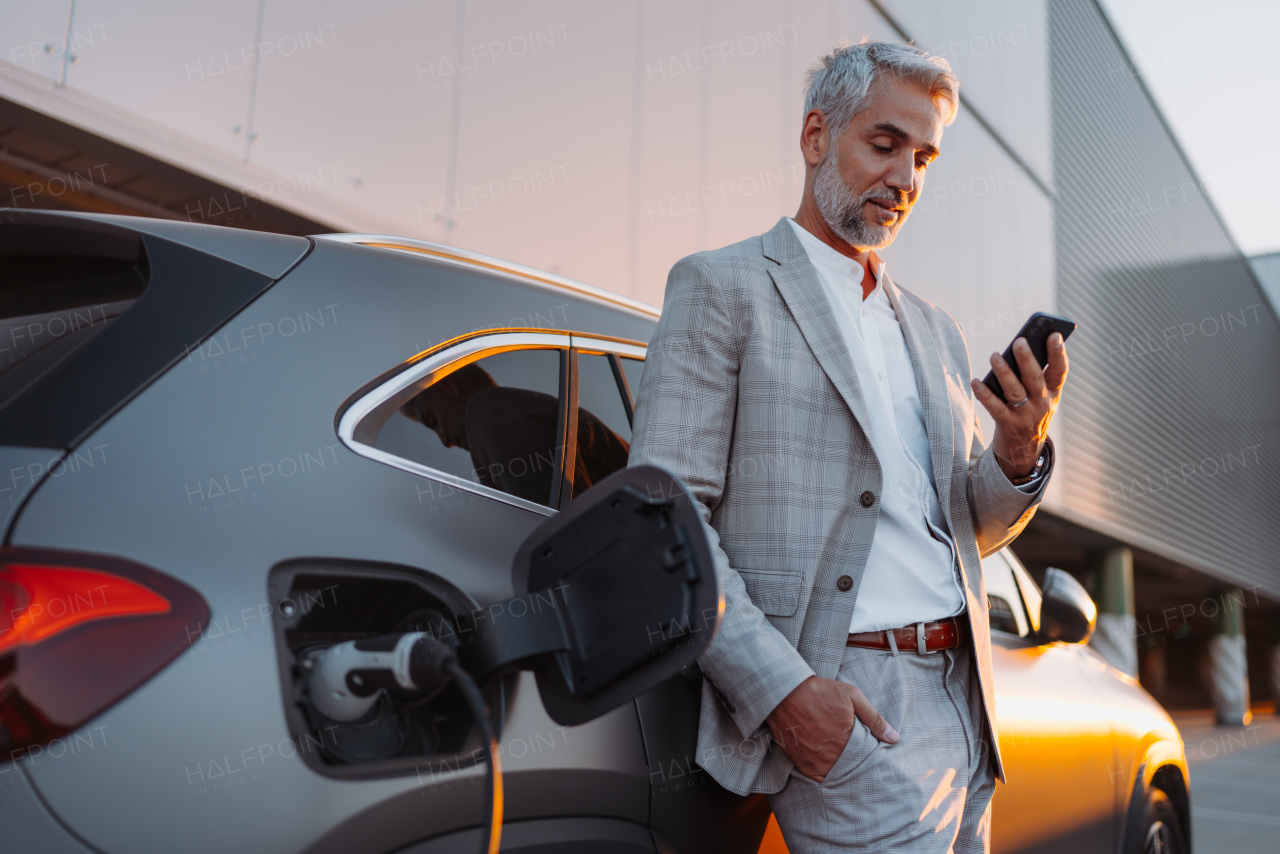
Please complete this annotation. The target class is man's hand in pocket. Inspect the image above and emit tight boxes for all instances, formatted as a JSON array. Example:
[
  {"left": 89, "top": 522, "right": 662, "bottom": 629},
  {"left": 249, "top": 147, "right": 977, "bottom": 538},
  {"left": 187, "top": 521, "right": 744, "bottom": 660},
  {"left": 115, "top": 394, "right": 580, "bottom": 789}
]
[{"left": 765, "top": 675, "right": 900, "bottom": 782}]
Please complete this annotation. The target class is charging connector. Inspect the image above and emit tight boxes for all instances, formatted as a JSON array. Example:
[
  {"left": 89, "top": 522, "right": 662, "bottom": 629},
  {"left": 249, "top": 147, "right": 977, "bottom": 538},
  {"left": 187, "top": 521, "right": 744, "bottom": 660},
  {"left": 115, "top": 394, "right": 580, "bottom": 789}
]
[
  {"left": 305, "top": 632, "right": 502, "bottom": 854},
  {"left": 305, "top": 632, "right": 458, "bottom": 722}
]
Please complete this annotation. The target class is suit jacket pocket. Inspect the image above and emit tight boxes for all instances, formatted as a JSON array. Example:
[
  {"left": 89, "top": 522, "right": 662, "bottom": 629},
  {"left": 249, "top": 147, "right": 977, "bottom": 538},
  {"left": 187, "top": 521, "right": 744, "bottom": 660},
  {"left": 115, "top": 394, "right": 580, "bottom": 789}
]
[{"left": 736, "top": 567, "right": 803, "bottom": 617}]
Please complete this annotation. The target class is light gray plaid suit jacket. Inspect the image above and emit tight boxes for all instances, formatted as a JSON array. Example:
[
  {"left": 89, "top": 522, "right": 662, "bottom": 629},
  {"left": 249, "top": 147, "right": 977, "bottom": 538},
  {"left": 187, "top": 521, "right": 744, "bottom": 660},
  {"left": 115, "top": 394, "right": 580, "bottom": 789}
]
[{"left": 628, "top": 217, "right": 1053, "bottom": 796}]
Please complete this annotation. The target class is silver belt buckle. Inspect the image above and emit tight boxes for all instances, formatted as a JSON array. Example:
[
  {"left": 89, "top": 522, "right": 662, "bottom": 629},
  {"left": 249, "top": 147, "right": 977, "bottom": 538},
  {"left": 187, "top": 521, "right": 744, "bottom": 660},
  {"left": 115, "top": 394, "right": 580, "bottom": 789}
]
[{"left": 916, "top": 621, "right": 937, "bottom": 654}]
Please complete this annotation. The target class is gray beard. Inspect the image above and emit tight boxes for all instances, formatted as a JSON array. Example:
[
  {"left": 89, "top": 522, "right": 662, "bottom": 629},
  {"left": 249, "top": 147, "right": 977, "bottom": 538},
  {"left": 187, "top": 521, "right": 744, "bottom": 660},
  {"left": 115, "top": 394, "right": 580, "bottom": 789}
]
[{"left": 812, "top": 149, "right": 905, "bottom": 249}]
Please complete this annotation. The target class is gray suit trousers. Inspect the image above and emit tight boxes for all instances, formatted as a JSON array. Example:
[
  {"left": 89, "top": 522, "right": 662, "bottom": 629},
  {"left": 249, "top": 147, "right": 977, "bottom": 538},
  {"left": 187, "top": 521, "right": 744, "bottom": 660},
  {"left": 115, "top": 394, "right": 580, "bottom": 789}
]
[{"left": 767, "top": 635, "right": 995, "bottom": 853}]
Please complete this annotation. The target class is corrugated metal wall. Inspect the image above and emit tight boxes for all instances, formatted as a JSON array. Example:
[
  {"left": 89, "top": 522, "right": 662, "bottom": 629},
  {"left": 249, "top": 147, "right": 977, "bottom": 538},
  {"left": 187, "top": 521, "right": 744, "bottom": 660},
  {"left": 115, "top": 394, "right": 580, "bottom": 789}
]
[
  {"left": 1250, "top": 252, "right": 1280, "bottom": 314},
  {"left": 1049, "top": 0, "right": 1280, "bottom": 598}
]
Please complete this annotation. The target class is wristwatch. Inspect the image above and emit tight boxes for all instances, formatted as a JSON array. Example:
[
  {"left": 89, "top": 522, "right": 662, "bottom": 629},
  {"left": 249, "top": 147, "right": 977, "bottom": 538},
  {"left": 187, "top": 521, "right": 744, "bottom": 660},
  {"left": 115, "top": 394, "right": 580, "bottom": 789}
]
[{"left": 1008, "top": 446, "right": 1049, "bottom": 486}]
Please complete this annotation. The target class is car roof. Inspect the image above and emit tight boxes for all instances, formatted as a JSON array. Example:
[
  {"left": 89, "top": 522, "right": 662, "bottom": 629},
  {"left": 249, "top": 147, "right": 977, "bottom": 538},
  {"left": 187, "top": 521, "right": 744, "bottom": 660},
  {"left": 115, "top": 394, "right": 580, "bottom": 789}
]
[{"left": 313, "top": 233, "right": 660, "bottom": 321}]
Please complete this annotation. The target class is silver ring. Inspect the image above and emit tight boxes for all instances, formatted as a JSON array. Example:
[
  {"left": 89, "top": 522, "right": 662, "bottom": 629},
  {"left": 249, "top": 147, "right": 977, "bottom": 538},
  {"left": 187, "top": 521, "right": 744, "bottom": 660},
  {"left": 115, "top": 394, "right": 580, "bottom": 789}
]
[{"left": 1009, "top": 395, "right": 1029, "bottom": 408}]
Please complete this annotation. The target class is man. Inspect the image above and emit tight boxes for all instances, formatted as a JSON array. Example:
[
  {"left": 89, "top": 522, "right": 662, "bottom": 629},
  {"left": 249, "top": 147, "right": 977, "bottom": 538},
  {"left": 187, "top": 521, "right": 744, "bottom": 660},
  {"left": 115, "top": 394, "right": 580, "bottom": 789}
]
[{"left": 628, "top": 41, "right": 1068, "bottom": 853}]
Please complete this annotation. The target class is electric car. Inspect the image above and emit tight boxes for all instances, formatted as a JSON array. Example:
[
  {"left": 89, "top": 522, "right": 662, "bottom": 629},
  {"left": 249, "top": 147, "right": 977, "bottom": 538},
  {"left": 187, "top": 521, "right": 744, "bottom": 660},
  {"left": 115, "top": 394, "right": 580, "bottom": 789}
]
[{"left": 0, "top": 210, "right": 1188, "bottom": 854}]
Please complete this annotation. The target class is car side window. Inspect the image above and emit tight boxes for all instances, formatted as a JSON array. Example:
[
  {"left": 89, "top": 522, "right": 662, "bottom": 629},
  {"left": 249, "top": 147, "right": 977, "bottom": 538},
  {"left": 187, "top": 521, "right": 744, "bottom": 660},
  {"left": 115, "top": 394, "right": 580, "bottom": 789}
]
[
  {"left": 982, "top": 550, "right": 1030, "bottom": 638},
  {"left": 569, "top": 353, "right": 632, "bottom": 499},
  {"left": 619, "top": 357, "right": 644, "bottom": 412},
  {"left": 381, "top": 347, "right": 564, "bottom": 507}
]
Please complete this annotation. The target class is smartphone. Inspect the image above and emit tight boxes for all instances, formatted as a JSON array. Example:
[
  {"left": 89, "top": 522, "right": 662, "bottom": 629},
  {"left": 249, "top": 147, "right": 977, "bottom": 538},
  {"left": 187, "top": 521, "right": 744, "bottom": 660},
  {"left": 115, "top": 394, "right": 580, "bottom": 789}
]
[{"left": 981, "top": 312, "right": 1076, "bottom": 403}]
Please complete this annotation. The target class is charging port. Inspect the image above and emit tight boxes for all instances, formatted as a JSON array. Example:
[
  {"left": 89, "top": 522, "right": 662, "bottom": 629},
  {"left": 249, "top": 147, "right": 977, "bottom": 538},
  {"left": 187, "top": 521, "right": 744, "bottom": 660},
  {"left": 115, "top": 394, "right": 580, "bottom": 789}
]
[{"left": 268, "top": 558, "right": 508, "bottom": 780}]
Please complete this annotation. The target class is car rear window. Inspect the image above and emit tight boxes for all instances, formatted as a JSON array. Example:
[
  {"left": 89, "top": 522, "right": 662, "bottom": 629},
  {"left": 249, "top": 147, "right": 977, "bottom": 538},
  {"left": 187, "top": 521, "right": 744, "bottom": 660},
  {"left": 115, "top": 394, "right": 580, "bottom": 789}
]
[
  {"left": 0, "top": 230, "right": 147, "bottom": 415},
  {"left": 0, "top": 214, "right": 280, "bottom": 449}
]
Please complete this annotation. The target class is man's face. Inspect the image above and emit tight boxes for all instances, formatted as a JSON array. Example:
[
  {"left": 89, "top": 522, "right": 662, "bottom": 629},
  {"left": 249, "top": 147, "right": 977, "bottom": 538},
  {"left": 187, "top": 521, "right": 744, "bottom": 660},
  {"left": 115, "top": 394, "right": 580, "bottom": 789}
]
[{"left": 812, "top": 74, "right": 946, "bottom": 249}]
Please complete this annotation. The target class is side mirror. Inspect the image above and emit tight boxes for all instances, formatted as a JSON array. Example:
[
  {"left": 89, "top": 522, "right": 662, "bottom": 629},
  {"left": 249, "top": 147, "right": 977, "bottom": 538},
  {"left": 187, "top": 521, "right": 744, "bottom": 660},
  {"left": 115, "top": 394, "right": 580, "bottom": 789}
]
[
  {"left": 1035, "top": 567, "right": 1097, "bottom": 645},
  {"left": 458, "top": 465, "right": 722, "bottom": 726}
]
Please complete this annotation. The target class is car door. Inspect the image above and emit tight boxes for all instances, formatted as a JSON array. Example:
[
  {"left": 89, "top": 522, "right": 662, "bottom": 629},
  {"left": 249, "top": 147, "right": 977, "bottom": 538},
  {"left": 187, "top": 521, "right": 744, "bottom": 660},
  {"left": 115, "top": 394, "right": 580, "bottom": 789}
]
[{"left": 988, "top": 549, "right": 1118, "bottom": 854}]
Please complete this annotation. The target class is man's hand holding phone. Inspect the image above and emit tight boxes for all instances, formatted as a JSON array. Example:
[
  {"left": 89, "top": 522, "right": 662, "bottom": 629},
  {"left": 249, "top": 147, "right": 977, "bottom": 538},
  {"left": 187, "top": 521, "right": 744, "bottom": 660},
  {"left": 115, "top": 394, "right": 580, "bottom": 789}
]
[{"left": 970, "top": 312, "right": 1073, "bottom": 480}]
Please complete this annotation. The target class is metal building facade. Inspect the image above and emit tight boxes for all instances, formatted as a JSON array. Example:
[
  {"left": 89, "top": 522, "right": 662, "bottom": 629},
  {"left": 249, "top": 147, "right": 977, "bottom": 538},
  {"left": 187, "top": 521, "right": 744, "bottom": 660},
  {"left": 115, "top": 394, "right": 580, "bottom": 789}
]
[{"left": 1047, "top": 0, "right": 1280, "bottom": 601}]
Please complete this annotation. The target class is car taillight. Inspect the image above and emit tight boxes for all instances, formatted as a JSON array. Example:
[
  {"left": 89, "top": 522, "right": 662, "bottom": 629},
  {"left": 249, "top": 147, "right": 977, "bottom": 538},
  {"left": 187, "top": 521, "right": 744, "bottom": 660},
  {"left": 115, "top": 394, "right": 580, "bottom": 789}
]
[{"left": 0, "top": 547, "right": 208, "bottom": 756}]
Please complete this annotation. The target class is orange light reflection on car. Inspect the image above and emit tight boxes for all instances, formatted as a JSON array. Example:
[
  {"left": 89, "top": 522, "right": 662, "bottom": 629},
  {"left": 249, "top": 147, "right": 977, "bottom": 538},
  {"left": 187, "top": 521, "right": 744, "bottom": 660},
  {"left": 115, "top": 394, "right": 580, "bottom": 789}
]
[{"left": 991, "top": 693, "right": 1117, "bottom": 852}]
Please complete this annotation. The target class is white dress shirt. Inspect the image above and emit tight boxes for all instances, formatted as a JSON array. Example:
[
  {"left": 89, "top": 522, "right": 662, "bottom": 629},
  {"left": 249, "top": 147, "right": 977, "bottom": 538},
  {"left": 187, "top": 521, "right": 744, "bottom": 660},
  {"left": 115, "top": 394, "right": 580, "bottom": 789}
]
[{"left": 786, "top": 218, "right": 967, "bottom": 634}]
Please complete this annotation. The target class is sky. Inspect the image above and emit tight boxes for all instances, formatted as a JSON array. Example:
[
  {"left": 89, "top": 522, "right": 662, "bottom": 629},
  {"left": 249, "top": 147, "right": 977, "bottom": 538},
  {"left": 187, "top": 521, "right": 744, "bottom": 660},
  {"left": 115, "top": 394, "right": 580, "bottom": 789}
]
[{"left": 1100, "top": 0, "right": 1280, "bottom": 258}]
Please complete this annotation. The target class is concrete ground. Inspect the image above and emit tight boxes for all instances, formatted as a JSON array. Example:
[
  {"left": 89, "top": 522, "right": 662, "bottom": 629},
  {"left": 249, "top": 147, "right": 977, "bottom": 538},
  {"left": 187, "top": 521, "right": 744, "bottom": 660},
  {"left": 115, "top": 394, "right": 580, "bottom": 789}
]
[{"left": 1170, "top": 703, "right": 1280, "bottom": 853}]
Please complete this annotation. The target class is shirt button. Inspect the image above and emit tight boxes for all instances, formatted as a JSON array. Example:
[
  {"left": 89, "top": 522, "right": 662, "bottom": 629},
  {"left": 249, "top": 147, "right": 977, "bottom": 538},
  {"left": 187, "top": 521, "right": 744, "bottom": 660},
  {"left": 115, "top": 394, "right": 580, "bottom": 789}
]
[
  {"left": 860, "top": 490, "right": 875, "bottom": 507},
  {"left": 836, "top": 575, "right": 853, "bottom": 592}
]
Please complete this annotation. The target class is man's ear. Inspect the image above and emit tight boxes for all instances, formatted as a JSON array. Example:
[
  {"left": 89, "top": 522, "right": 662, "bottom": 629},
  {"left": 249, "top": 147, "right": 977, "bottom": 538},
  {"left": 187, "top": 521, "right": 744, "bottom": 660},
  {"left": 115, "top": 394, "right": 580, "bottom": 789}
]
[{"left": 800, "top": 109, "right": 829, "bottom": 168}]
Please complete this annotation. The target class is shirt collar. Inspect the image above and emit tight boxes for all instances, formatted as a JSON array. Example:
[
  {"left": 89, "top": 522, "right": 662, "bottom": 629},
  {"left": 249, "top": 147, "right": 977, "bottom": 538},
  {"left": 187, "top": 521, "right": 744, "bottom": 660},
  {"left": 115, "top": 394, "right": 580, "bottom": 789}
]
[{"left": 786, "top": 217, "right": 886, "bottom": 296}]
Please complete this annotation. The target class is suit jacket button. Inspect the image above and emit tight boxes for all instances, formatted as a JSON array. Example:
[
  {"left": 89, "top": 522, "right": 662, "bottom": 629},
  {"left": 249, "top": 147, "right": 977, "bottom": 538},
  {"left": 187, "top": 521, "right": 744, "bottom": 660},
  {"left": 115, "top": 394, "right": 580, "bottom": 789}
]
[
  {"left": 860, "top": 490, "right": 875, "bottom": 507},
  {"left": 836, "top": 575, "right": 853, "bottom": 592}
]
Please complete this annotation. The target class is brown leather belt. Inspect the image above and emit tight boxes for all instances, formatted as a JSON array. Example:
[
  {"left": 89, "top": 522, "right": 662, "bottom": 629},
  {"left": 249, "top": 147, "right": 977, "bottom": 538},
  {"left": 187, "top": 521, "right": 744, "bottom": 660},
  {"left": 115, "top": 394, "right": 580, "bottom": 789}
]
[{"left": 847, "top": 617, "right": 963, "bottom": 654}]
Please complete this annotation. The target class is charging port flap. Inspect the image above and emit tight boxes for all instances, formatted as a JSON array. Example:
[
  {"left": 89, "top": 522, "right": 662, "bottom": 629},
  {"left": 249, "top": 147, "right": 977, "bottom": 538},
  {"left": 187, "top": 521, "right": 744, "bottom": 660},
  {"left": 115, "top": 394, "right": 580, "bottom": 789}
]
[{"left": 499, "top": 464, "right": 721, "bottom": 726}]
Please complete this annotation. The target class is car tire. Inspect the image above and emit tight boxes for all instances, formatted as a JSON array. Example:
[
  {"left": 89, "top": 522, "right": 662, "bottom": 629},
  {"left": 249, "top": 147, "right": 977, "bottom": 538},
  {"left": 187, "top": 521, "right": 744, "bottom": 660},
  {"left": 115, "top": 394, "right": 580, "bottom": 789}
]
[{"left": 1131, "top": 788, "right": 1187, "bottom": 854}]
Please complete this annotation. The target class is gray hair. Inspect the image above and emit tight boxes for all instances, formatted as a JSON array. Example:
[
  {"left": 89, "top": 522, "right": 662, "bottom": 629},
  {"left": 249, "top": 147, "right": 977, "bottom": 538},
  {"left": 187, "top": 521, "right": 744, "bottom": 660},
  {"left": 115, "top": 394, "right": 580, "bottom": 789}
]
[{"left": 804, "top": 41, "right": 960, "bottom": 140}]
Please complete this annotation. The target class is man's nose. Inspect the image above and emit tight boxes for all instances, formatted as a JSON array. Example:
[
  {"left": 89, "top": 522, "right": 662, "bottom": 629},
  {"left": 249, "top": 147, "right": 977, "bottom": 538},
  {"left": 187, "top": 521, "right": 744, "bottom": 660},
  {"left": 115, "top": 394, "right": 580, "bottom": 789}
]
[{"left": 884, "top": 153, "right": 916, "bottom": 196}]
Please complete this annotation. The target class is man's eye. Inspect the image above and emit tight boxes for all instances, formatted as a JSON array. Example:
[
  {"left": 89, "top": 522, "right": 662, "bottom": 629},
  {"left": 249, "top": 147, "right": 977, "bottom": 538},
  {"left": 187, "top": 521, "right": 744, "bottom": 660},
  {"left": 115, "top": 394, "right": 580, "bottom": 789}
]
[
  {"left": 872, "top": 144, "right": 892, "bottom": 153},
  {"left": 916, "top": 160, "right": 930, "bottom": 171}
]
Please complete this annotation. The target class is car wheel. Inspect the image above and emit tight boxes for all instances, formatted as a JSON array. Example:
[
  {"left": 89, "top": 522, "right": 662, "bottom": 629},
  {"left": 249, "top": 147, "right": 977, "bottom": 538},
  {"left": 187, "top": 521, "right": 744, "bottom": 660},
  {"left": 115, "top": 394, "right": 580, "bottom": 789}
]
[{"left": 1135, "top": 788, "right": 1186, "bottom": 854}]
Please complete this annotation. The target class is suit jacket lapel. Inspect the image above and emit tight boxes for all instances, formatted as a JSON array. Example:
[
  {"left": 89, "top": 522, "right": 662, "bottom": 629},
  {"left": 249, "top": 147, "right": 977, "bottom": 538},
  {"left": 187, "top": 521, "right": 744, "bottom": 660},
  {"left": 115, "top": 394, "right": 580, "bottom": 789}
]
[
  {"left": 761, "top": 219, "right": 876, "bottom": 453},
  {"left": 881, "top": 272, "right": 955, "bottom": 521},
  {"left": 762, "top": 218, "right": 957, "bottom": 520}
]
